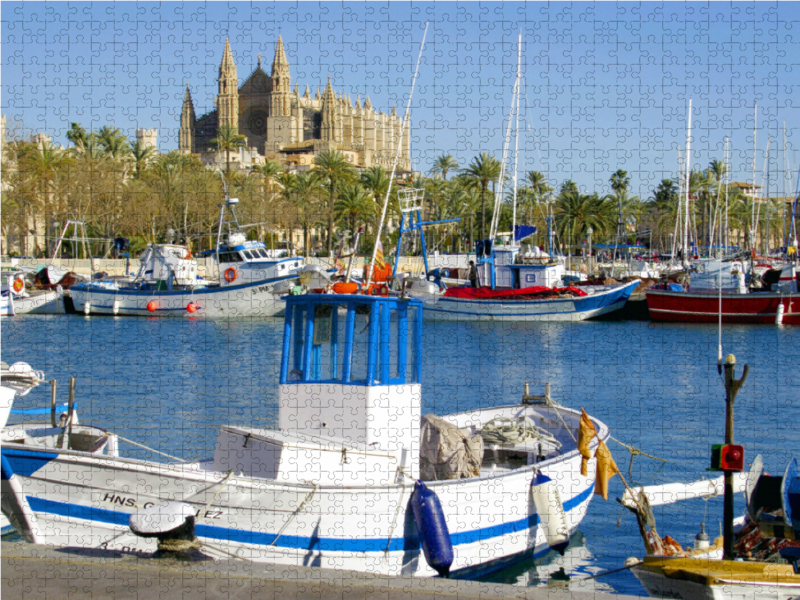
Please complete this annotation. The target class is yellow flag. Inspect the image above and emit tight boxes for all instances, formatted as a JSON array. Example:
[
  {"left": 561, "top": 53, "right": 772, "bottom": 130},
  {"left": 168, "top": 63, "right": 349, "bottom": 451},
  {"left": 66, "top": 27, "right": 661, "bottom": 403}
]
[
  {"left": 375, "top": 238, "right": 385, "bottom": 270},
  {"left": 578, "top": 408, "right": 597, "bottom": 476},
  {"left": 594, "top": 439, "right": 620, "bottom": 501}
]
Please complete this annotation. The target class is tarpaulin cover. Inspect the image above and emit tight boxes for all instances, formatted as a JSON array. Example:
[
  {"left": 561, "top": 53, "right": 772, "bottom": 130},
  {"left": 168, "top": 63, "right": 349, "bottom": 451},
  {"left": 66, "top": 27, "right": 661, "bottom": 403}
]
[
  {"left": 443, "top": 285, "right": 589, "bottom": 299},
  {"left": 420, "top": 414, "right": 484, "bottom": 481}
]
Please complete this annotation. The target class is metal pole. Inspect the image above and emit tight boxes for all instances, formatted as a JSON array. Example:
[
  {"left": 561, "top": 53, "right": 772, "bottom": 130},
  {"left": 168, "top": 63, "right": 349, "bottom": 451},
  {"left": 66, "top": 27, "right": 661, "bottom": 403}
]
[{"left": 722, "top": 354, "right": 749, "bottom": 560}]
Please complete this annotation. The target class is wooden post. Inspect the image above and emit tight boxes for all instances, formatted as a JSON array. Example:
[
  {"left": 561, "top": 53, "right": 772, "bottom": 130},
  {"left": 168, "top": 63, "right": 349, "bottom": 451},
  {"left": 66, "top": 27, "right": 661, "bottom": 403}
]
[{"left": 723, "top": 354, "right": 748, "bottom": 560}]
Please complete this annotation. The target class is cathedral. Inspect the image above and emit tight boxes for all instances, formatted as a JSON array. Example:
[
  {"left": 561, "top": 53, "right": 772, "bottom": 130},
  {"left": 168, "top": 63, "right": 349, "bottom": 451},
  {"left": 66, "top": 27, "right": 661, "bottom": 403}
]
[{"left": 179, "top": 37, "right": 411, "bottom": 171}]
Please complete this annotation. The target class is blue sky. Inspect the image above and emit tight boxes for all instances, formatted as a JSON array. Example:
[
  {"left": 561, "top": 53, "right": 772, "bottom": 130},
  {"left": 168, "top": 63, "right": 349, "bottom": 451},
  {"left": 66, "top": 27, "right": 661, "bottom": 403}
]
[{"left": 3, "top": 1, "right": 799, "bottom": 197}]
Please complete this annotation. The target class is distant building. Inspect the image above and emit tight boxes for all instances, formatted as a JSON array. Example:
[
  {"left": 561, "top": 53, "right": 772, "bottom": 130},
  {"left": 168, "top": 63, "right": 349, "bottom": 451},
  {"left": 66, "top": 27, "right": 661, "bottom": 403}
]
[
  {"left": 136, "top": 128, "right": 158, "bottom": 150},
  {"left": 179, "top": 36, "right": 411, "bottom": 172}
]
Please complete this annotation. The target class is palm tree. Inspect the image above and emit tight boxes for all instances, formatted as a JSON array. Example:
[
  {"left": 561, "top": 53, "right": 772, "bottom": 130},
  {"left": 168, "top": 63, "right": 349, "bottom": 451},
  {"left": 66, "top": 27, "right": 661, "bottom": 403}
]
[
  {"left": 21, "top": 140, "right": 71, "bottom": 255},
  {"left": 66, "top": 123, "right": 88, "bottom": 148},
  {"left": 463, "top": 152, "right": 502, "bottom": 239},
  {"left": 96, "top": 126, "right": 130, "bottom": 160},
  {"left": 280, "top": 171, "right": 324, "bottom": 257},
  {"left": 335, "top": 183, "right": 374, "bottom": 234},
  {"left": 210, "top": 125, "right": 247, "bottom": 181},
  {"left": 313, "top": 149, "right": 355, "bottom": 256},
  {"left": 129, "top": 139, "right": 156, "bottom": 179},
  {"left": 555, "top": 190, "right": 613, "bottom": 244},
  {"left": 431, "top": 154, "right": 459, "bottom": 181},
  {"left": 610, "top": 169, "right": 630, "bottom": 195}
]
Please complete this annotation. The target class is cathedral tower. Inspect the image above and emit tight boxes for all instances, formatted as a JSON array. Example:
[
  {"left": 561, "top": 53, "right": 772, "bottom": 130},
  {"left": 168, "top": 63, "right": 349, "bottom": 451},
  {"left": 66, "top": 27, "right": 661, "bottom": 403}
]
[
  {"left": 179, "top": 84, "right": 195, "bottom": 153},
  {"left": 270, "top": 35, "right": 292, "bottom": 117},
  {"left": 217, "top": 38, "right": 239, "bottom": 130}
]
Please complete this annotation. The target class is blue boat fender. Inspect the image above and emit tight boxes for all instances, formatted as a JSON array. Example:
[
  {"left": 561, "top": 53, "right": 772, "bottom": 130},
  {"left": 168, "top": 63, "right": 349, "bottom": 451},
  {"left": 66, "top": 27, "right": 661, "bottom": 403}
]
[{"left": 411, "top": 480, "right": 454, "bottom": 578}]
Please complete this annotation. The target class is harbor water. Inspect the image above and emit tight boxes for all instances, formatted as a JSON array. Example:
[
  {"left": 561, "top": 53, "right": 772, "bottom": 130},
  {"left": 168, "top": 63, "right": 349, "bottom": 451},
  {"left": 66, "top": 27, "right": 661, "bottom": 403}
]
[{"left": 3, "top": 314, "right": 799, "bottom": 596}]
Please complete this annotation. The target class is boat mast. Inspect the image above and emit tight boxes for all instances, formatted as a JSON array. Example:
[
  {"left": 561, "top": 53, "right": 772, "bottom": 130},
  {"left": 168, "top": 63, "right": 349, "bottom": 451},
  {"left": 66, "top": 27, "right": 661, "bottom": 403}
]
[
  {"left": 783, "top": 122, "right": 788, "bottom": 257},
  {"left": 365, "top": 22, "right": 428, "bottom": 290},
  {"left": 489, "top": 34, "right": 521, "bottom": 242},
  {"left": 765, "top": 135, "right": 771, "bottom": 256},
  {"left": 511, "top": 32, "right": 522, "bottom": 241},
  {"left": 683, "top": 99, "right": 692, "bottom": 268},
  {"left": 751, "top": 103, "right": 757, "bottom": 252},
  {"left": 724, "top": 137, "right": 730, "bottom": 253}
]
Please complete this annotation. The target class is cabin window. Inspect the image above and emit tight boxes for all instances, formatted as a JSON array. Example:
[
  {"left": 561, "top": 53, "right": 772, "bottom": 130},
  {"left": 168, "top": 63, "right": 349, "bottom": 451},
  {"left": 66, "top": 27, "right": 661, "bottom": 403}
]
[
  {"left": 280, "top": 300, "right": 421, "bottom": 386},
  {"left": 242, "top": 251, "right": 253, "bottom": 260},
  {"left": 259, "top": 249, "right": 270, "bottom": 258},
  {"left": 218, "top": 252, "right": 242, "bottom": 263}
]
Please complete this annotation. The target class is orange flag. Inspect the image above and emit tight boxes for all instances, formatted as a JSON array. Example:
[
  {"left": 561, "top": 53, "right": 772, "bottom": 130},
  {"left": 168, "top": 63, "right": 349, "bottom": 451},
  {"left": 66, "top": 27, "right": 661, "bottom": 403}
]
[
  {"left": 578, "top": 408, "right": 597, "bottom": 476},
  {"left": 594, "top": 439, "right": 620, "bottom": 501}
]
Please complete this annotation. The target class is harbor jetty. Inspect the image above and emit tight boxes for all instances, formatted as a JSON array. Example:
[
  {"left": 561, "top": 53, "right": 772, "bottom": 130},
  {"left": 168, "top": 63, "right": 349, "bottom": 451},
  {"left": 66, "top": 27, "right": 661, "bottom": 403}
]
[{"left": 1, "top": 542, "right": 641, "bottom": 600}]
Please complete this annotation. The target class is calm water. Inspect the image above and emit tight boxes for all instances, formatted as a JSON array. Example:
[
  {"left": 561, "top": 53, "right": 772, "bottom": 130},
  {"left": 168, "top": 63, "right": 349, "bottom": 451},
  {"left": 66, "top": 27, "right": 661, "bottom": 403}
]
[{"left": 3, "top": 314, "right": 799, "bottom": 596}]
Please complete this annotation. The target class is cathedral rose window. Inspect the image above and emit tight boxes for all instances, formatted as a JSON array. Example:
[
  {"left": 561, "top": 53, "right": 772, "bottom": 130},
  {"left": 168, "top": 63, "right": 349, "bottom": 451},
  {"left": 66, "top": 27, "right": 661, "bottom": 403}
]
[{"left": 247, "top": 109, "right": 268, "bottom": 136}]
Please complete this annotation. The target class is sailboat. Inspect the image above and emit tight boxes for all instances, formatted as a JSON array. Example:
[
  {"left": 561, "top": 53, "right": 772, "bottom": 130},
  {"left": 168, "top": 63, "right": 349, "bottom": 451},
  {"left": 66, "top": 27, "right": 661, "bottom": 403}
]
[{"left": 398, "top": 34, "right": 639, "bottom": 321}]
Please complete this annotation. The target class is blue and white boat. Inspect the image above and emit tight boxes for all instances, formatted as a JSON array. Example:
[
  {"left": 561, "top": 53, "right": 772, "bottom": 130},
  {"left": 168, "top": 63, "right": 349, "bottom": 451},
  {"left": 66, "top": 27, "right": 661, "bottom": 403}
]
[
  {"left": 1, "top": 293, "right": 610, "bottom": 577},
  {"left": 401, "top": 242, "right": 639, "bottom": 322},
  {"left": 70, "top": 197, "right": 303, "bottom": 318}
]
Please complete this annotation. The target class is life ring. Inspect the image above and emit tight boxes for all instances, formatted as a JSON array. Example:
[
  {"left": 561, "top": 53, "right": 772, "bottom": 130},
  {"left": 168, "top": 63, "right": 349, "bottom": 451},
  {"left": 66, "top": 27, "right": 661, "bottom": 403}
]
[
  {"left": 224, "top": 267, "right": 237, "bottom": 283},
  {"left": 12, "top": 277, "right": 24, "bottom": 293}
]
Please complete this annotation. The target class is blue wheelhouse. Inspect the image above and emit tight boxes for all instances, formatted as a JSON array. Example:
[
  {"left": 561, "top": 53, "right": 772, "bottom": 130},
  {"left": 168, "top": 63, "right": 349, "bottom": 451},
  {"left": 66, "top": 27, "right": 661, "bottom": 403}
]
[{"left": 280, "top": 295, "right": 423, "bottom": 387}]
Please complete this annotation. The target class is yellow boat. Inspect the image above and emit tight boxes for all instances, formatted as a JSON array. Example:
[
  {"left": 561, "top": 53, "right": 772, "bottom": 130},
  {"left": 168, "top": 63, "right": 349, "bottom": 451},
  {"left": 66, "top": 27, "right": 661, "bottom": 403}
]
[{"left": 632, "top": 556, "right": 800, "bottom": 600}]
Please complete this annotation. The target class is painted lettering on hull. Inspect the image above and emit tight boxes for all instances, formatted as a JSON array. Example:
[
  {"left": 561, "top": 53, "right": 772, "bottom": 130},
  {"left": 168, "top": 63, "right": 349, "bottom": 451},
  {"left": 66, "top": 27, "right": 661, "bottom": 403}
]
[{"left": 100, "top": 493, "right": 222, "bottom": 518}]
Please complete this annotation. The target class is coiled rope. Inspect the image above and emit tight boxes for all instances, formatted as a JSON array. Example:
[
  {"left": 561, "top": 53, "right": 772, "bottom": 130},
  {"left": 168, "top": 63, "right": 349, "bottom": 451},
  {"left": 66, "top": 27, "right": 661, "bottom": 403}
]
[{"left": 480, "top": 417, "right": 561, "bottom": 449}]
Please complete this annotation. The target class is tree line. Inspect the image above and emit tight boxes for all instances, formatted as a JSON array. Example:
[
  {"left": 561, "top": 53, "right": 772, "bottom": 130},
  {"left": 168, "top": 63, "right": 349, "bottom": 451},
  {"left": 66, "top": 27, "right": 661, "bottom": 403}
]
[{"left": 1, "top": 122, "right": 791, "bottom": 259}]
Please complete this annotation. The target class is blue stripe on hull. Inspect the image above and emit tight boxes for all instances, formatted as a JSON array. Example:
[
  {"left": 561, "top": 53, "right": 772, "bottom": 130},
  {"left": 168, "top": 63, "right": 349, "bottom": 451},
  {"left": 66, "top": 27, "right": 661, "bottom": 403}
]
[{"left": 22, "top": 483, "right": 594, "bottom": 553}]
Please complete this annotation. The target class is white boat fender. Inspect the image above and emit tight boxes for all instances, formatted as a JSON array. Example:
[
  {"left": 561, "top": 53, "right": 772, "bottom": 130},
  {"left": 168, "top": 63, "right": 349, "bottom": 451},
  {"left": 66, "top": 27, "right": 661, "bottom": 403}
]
[
  {"left": 776, "top": 302, "right": 785, "bottom": 325},
  {"left": 130, "top": 501, "right": 206, "bottom": 558},
  {"left": 530, "top": 471, "right": 570, "bottom": 555},
  {"left": 410, "top": 481, "right": 453, "bottom": 578}
]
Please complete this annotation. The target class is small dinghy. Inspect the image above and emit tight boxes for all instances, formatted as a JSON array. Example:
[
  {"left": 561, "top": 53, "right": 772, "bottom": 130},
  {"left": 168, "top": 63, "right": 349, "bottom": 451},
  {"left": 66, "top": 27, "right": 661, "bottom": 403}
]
[{"left": 0, "top": 294, "right": 609, "bottom": 577}]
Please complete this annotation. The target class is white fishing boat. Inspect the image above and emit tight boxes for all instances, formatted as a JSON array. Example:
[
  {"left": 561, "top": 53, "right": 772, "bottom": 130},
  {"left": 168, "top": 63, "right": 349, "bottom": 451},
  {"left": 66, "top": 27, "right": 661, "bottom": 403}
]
[
  {"left": 0, "top": 293, "right": 610, "bottom": 577},
  {"left": 70, "top": 197, "right": 303, "bottom": 318},
  {"left": 1, "top": 273, "right": 66, "bottom": 315},
  {"left": 1, "top": 362, "right": 113, "bottom": 534}
]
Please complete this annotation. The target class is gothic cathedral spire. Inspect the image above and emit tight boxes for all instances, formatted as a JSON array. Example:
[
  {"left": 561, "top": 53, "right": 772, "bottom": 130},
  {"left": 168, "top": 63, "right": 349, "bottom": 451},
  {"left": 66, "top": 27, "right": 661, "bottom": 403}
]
[
  {"left": 270, "top": 35, "right": 292, "bottom": 116},
  {"left": 179, "top": 83, "right": 195, "bottom": 154},
  {"left": 217, "top": 37, "right": 239, "bottom": 130}
]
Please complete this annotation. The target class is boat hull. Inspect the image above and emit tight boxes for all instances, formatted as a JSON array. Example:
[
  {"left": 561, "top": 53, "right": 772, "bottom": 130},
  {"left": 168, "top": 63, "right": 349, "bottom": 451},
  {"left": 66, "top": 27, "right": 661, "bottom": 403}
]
[
  {"left": 70, "top": 276, "right": 295, "bottom": 318},
  {"left": 0, "top": 406, "right": 605, "bottom": 578},
  {"left": 646, "top": 289, "right": 800, "bottom": 324},
  {"left": 10, "top": 291, "right": 65, "bottom": 315},
  {"left": 420, "top": 280, "right": 639, "bottom": 322},
  {"left": 632, "top": 557, "right": 800, "bottom": 600}
]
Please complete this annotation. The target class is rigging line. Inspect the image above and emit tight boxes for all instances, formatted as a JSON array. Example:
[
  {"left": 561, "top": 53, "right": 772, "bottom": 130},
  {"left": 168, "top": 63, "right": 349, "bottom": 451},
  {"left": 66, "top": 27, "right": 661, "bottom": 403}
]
[{"left": 365, "top": 22, "right": 428, "bottom": 290}]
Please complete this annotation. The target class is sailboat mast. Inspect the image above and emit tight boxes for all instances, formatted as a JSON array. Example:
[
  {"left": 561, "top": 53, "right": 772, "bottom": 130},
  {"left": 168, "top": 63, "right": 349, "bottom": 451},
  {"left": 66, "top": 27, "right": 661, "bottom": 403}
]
[
  {"left": 765, "top": 135, "right": 771, "bottom": 255},
  {"left": 751, "top": 103, "right": 757, "bottom": 252},
  {"left": 489, "top": 36, "right": 521, "bottom": 242},
  {"left": 724, "top": 137, "right": 730, "bottom": 253},
  {"left": 511, "top": 32, "right": 522, "bottom": 240},
  {"left": 683, "top": 99, "right": 693, "bottom": 268}
]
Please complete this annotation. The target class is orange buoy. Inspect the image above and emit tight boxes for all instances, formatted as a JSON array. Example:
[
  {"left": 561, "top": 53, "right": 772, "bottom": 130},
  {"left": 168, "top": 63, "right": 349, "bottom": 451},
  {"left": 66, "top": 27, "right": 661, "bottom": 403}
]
[
  {"left": 146, "top": 301, "right": 157, "bottom": 312},
  {"left": 12, "top": 278, "right": 24, "bottom": 293},
  {"left": 224, "top": 267, "right": 237, "bottom": 283},
  {"left": 186, "top": 302, "right": 197, "bottom": 313},
  {"left": 332, "top": 281, "right": 359, "bottom": 294}
]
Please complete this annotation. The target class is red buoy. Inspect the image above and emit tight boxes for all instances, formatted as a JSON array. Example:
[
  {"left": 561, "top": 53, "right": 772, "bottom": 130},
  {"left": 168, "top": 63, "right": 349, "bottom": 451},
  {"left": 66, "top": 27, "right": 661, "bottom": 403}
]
[
  {"left": 146, "top": 301, "right": 157, "bottom": 313},
  {"left": 186, "top": 302, "right": 197, "bottom": 313}
]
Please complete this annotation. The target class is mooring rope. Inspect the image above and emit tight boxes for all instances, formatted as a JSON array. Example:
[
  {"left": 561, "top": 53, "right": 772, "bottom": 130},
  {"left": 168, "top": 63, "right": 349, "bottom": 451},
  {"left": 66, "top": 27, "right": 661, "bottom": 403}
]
[
  {"left": 609, "top": 435, "right": 668, "bottom": 477},
  {"left": 270, "top": 481, "right": 318, "bottom": 546},
  {"left": 480, "top": 417, "right": 561, "bottom": 449}
]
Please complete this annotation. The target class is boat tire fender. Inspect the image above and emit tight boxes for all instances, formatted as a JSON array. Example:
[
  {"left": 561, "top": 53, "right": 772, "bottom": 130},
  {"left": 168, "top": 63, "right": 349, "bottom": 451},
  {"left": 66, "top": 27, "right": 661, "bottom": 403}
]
[
  {"left": 411, "top": 481, "right": 454, "bottom": 578},
  {"left": 224, "top": 268, "right": 237, "bottom": 283}
]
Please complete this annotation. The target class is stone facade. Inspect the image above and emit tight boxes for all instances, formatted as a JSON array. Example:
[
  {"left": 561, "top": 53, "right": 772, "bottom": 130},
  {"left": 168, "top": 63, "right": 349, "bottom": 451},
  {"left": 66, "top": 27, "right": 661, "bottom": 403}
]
[{"left": 179, "top": 36, "right": 411, "bottom": 171}]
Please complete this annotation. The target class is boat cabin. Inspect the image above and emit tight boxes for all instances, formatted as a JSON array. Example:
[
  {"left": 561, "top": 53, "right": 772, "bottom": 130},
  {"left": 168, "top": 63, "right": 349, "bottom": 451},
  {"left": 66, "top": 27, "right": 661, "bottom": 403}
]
[
  {"left": 213, "top": 295, "right": 423, "bottom": 484},
  {"left": 136, "top": 244, "right": 198, "bottom": 287},
  {"left": 211, "top": 233, "right": 303, "bottom": 287},
  {"left": 484, "top": 246, "right": 566, "bottom": 289}
]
